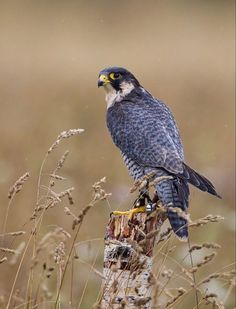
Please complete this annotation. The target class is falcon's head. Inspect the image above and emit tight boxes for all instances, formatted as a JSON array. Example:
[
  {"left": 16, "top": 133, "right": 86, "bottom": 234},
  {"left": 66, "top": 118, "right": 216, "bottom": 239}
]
[
  {"left": 98, "top": 67, "right": 140, "bottom": 90},
  {"left": 98, "top": 67, "right": 140, "bottom": 107}
]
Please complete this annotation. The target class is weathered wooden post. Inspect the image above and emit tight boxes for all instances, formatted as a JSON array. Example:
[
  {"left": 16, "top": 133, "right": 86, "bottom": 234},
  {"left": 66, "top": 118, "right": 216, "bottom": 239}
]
[{"left": 101, "top": 208, "right": 166, "bottom": 308}]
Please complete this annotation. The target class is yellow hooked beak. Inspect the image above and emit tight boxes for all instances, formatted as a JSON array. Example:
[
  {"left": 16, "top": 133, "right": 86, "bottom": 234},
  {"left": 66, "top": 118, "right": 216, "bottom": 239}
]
[{"left": 98, "top": 74, "right": 110, "bottom": 87}]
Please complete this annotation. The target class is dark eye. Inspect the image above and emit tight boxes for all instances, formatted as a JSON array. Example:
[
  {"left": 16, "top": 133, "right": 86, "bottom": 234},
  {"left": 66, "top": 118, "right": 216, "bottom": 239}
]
[{"left": 110, "top": 72, "right": 121, "bottom": 80}]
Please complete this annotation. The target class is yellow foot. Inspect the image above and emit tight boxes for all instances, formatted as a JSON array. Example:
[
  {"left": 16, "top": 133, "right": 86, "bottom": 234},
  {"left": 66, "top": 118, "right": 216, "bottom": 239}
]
[{"left": 112, "top": 206, "right": 146, "bottom": 220}]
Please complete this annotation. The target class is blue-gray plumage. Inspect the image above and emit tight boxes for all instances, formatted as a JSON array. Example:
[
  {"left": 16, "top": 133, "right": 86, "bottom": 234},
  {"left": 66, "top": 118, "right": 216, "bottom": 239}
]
[{"left": 98, "top": 67, "right": 221, "bottom": 240}]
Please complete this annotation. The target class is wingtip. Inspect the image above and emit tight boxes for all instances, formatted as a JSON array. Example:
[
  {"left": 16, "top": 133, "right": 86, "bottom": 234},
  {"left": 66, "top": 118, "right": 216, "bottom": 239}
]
[{"left": 212, "top": 190, "right": 222, "bottom": 199}]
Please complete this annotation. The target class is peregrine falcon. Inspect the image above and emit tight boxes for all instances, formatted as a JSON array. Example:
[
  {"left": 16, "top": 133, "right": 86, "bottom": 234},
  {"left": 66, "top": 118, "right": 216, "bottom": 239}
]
[{"left": 98, "top": 67, "right": 221, "bottom": 240}]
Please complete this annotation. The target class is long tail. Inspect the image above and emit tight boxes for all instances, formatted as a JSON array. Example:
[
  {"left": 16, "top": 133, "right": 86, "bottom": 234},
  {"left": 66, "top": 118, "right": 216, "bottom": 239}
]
[
  {"left": 156, "top": 176, "right": 190, "bottom": 240},
  {"left": 179, "top": 163, "right": 221, "bottom": 198},
  {"left": 155, "top": 164, "right": 220, "bottom": 240}
]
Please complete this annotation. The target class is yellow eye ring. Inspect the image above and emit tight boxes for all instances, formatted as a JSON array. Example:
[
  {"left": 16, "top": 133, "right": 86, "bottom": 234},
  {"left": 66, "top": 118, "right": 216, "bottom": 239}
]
[{"left": 109, "top": 72, "right": 121, "bottom": 80}]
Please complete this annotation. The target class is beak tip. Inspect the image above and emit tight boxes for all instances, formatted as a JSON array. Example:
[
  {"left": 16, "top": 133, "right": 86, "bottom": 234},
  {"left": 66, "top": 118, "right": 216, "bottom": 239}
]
[{"left": 98, "top": 81, "right": 103, "bottom": 88}]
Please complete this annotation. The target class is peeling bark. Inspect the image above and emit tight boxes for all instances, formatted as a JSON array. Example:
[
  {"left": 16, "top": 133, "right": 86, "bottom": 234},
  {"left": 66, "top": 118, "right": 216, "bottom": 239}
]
[{"left": 101, "top": 210, "right": 166, "bottom": 308}]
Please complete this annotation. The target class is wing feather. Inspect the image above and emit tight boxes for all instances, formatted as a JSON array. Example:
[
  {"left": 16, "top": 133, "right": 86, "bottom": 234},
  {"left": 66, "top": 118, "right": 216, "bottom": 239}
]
[{"left": 107, "top": 96, "right": 184, "bottom": 174}]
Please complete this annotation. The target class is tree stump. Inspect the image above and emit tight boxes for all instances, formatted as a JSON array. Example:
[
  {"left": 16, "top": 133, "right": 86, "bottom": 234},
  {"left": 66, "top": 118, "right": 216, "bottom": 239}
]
[{"left": 101, "top": 209, "right": 166, "bottom": 308}]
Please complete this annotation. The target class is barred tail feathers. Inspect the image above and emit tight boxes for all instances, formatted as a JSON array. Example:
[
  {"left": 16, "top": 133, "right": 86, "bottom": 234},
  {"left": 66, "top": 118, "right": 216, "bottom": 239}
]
[{"left": 156, "top": 177, "right": 190, "bottom": 240}]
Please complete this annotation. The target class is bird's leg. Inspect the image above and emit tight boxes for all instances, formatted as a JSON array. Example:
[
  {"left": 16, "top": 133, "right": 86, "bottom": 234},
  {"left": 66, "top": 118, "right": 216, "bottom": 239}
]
[
  {"left": 112, "top": 192, "right": 159, "bottom": 220},
  {"left": 112, "top": 207, "right": 146, "bottom": 221},
  {"left": 133, "top": 189, "right": 150, "bottom": 207},
  {"left": 112, "top": 188, "right": 153, "bottom": 221},
  {"left": 146, "top": 192, "right": 159, "bottom": 212},
  {"left": 112, "top": 188, "right": 148, "bottom": 220},
  {"left": 134, "top": 187, "right": 158, "bottom": 213},
  {"left": 135, "top": 185, "right": 157, "bottom": 213}
]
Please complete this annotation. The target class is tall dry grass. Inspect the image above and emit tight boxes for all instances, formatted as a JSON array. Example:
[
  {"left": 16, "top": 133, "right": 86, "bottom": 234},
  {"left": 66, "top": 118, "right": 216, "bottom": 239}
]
[{"left": 0, "top": 130, "right": 234, "bottom": 309}]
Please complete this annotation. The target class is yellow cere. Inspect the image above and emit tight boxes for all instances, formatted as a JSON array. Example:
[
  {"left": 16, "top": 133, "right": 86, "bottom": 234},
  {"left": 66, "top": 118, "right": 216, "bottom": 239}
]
[{"left": 99, "top": 74, "right": 110, "bottom": 84}]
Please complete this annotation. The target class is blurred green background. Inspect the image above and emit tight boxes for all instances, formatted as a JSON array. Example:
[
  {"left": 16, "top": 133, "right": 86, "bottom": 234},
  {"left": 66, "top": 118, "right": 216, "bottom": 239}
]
[{"left": 0, "top": 1, "right": 235, "bottom": 308}]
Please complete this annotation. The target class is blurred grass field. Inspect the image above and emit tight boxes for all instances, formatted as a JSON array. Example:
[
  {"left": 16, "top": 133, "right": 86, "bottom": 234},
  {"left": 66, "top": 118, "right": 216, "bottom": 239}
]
[{"left": 0, "top": 1, "right": 235, "bottom": 308}]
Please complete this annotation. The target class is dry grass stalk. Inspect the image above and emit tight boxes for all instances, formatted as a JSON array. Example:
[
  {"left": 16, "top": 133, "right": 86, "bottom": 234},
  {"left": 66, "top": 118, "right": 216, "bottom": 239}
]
[
  {"left": 187, "top": 252, "right": 218, "bottom": 275},
  {"left": 161, "top": 268, "right": 173, "bottom": 278},
  {"left": 190, "top": 215, "right": 224, "bottom": 227},
  {"left": 1, "top": 131, "right": 234, "bottom": 308},
  {"left": 198, "top": 271, "right": 235, "bottom": 286},
  {"left": 54, "top": 177, "right": 110, "bottom": 307},
  {"left": 33, "top": 187, "right": 75, "bottom": 213},
  {"left": 130, "top": 171, "right": 156, "bottom": 193},
  {"left": 64, "top": 206, "right": 80, "bottom": 228},
  {"left": 3, "top": 172, "right": 30, "bottom": 240},
  {"left": 3, "top": 129, "right": 89, "bottom": 308},
  {"left": 189, "top": 252, "right": 217, "bottom": 272},
  {"left": 130, "top": 172, "right": 173, "bottom": 194},
  {"left": 167, "top": 206, "right": 191, "bottom": 222},
  {"left": 77, "top": 254, "right": 106, "bottom": 280},
  {"left": 30, "top": 227, "right": 71, "bottom": 271},
  {"left": 49, "top": 174, "right": 66, "bottom": 188},
  {"left": 8, "top": 172, "right": 30, "bottom": 199},
  {"left": 50, "top": 150, "right": 69, "bottom": 187},
  {"left": 156, "top": 227, "right": 172, "bottom": 244},
  {"left": 71, "top": 178, "right": 111, "bottom": 231},
  {"left": 0, "top": 247, "right": 18, "bottom": 254},
  {"left": 58, "top": 187, "right": 75, "bottom": 205},
  {"left": 165, "top": 287, "right": 186, "bottom": 307},
  {"left": 189, "top": 242, "right": 221, "bottom": 253},
  {"left": 50, "top": 174, "right": 66, "bottom": 180},
  {"left": 47, "top": 129, "right": 84, "bottom": 154},
  {"left": 37, "top": 129, "right": 83, "bottom": 207},
  {"left": 53, "top": 150, "right": 69, "bottom": 173},
  {"left": 0, "top": 231, "right": 25, "bottom": 237},
  {"left": 54, "top": 241, "right": 66, "bottom": 267},
  {"left": 204, "top": 293, "right": 225, "bottom": 309},
  {"left": 0, "top": 257, "right": 7, "bottom": 264},
  {"left": 150, "top": 272, "right": 161, "bottom": 309},
  {"left": 9, "top": 242, "right": 26, "bottom": 265}
]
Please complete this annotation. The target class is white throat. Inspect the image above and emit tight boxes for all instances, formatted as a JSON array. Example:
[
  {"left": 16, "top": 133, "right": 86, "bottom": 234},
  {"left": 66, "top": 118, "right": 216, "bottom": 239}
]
[{"left": 104, "top": 82, "right": 135, "bottom": 108}]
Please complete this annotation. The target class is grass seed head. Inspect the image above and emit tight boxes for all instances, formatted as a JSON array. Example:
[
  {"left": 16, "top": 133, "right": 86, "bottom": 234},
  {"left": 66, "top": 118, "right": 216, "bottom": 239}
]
[{"left": 8, "top": 172, "right": 30, "bottom": 199}]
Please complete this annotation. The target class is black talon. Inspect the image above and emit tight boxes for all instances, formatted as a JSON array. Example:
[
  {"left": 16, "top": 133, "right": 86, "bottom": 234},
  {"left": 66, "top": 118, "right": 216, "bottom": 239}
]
[
  {"left": 133, "top": 196, "right": 145, "bottom": 207},
  {"left": 133, "top": 192, "right": 151, "bottom": 208}
]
